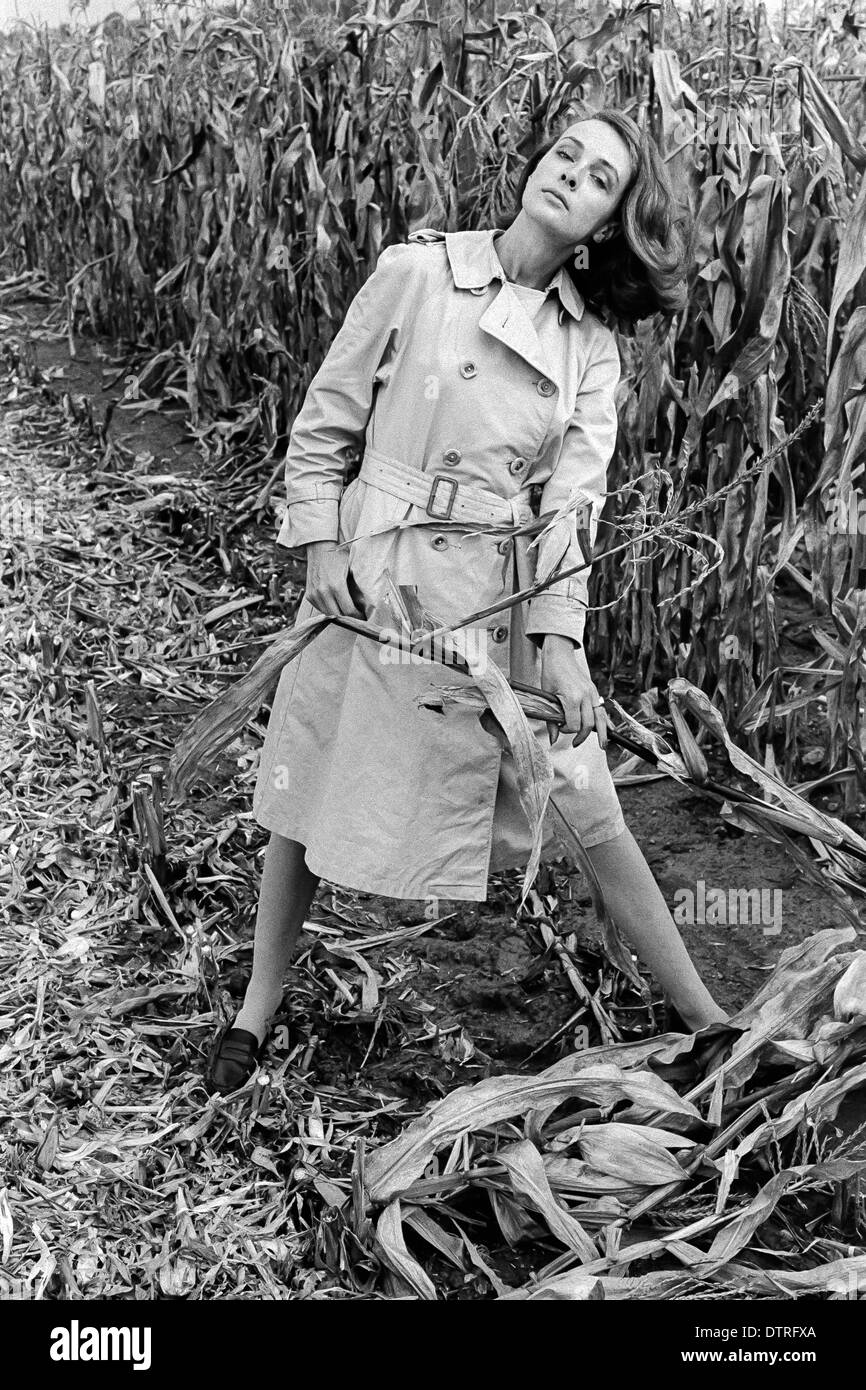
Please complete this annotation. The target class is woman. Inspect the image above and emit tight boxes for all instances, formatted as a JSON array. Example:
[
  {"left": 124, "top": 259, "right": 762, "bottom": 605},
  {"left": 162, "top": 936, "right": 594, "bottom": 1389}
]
[{"left": 207, "top": 109, "right": 729, "bottom": 1093}]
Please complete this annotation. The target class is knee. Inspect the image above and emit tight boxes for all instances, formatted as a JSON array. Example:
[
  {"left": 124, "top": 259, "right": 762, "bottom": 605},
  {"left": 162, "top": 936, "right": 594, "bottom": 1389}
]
[{"left": 583, "top": 825, "right": 630, "bottom": 868}]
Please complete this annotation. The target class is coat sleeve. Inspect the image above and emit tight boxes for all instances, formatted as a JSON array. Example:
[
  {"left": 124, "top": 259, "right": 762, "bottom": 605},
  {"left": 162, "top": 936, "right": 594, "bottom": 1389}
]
[
  {"left": 275, "top": 242, "right": 416, "bottom": 552},
  {"left": 523, "top": 326, "right": 621, "bottom": 647}
]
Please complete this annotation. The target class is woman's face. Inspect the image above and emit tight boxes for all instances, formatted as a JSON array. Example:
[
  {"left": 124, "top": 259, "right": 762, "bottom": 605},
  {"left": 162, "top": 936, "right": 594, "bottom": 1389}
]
[{"left": 522, "top": 118, "right": 633, "bottom": 247}]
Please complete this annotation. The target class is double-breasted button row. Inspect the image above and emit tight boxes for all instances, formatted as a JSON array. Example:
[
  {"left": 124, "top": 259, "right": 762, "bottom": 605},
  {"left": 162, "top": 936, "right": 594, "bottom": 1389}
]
[
  {"left": 433, "top": 535, "right": 513, "bottom": 556},
  {"left": 457, "top": 362, "right": 554, "bottom": 395},
  {"left": 440, "top": 449, "right": 527, "bottom": 478}
]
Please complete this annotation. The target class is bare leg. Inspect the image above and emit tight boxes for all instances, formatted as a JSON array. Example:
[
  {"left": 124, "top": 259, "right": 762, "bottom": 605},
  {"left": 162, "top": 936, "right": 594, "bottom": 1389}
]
[
  {"left": 234, "top": 832, "right": 320, "bottom": 1044},
  {"left": 584, "top": 826, "right": 728, "bottom": 1031}
]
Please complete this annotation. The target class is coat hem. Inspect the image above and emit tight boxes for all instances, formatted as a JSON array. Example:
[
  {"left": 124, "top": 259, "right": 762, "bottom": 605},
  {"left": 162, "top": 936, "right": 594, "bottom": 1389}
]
[{"left": 251, "top": 811, "right": 493, "bottom": 902}]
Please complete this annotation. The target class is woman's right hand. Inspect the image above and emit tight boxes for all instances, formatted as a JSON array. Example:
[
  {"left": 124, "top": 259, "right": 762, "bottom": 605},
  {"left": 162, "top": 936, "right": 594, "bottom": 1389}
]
[{"left": 303, "top": 539, "right": 366, "bottom": 619}]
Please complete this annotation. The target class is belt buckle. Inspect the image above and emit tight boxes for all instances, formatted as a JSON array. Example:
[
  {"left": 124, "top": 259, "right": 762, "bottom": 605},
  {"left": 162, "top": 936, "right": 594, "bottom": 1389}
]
[{"left": 426, "top": 474, "right": 458, "bottom": 520}]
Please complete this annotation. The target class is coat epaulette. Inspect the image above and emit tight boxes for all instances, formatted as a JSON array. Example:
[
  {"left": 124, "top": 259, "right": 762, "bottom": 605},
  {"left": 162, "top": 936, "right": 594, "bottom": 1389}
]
[{"left": 408, "top": 228, "right": 447, "bottom": 247}]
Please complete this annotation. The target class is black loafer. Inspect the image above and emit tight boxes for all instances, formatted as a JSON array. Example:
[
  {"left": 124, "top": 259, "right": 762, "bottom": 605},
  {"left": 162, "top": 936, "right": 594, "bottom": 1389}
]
[{"left": 206, "top": 1026, "right": 264, "bottom": 1094}]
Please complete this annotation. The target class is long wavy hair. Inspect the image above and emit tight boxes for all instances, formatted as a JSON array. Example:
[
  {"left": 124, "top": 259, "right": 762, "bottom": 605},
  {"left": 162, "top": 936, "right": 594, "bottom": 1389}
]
[{"left": 498, "top": 109, "right": 692, "bottom": 329}]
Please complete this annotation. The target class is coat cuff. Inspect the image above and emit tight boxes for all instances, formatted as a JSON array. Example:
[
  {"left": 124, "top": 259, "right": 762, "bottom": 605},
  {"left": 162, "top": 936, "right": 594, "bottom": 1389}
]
[
  {"left": 523, "top": 594, "right": 586, "bottom": 646},
  {"left": 276, "top": 497, "right": 341, "bottom": 551}
]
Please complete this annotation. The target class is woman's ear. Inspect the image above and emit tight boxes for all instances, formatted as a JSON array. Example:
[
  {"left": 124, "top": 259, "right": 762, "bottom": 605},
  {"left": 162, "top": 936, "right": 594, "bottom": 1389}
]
[{"left": 592, "top": 222, "right": 620, "bottom": 243}]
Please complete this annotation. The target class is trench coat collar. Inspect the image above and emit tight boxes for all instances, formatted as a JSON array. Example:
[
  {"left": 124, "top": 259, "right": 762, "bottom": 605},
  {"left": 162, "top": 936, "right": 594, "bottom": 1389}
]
[{"left": 443, "top": 227, "right": 585, "bottom": 380}]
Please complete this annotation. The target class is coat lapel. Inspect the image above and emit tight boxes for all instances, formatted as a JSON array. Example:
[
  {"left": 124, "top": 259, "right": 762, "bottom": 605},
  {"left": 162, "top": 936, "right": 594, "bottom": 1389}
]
[{"left": 443, "top": 228, "right": 585, "bottom": 383}]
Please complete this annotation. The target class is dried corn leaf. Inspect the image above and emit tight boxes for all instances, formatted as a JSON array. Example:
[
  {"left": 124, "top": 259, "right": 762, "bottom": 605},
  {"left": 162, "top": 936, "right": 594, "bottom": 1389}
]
[
  {"left": 833, "top": 952, "right": 866, "bottom": 1021},
  {"left": 702, "top": 928, "right": 859, "bottom": 1091},
  {"left": 724, "top": 1254, "right": 866, "bottom": 1297},
  {"left": 451, "top": 637, "right": 553, "bottom": 907},
  {"left": 799, "top": 64, "right": 866, "bottom": 173},
  {"left": 488, "top": 1187, "right": 539, "bottom": 1246},
  {"left": 0, "top": 1190, "right": 13, "bottom": 1264},
  {"left": 401, "top": 1206, "right": 466, "bottom": 1271},
  {"left": 497, "top": 1141, "right": 598, "bottom": 1262},
  {"left": 670, "top": 679, "right": 866, "bottom": 852},
  {"left": 167, "top": 613, "right": 333, "bottom": 796},
  {"left": 365, "top": 1064, "right": 697, "bottom": 1203},
  {"left": 549, "top": 1120, "right": 695, "bottom": 1153},
  {"left": 533, "top": 1057, "right": 703, "bottom": 1128},
  {"left": 374, "top": 1200, "right": 437, "bottom": 1301},
  {"left": 503, "top": 1272, "right": 606, "bottom": 1301},
  {"left": 734, "top": 1059, "right": 866, "bottom": 1162},
  {"left": 542, "top": 1156, "right": 647, "bottom": 1202},
  {"left": 697, "top": 1170, "right": 797, "bottom": 1270},
  {"left": 574, "top": 1124, "right": 690, "bottom": 1187},
  {"left": 452, "top": 1220, "right": 513, "bottom": 1296},
  {"left": 323, "top": 942, "right": 381, "bottom": 1013},
  {"left": 497, "top": 1270, "right": 639, "bottom": 1300},
  {"left": 827, "top": 174, "right": 866, "bottom": 366}
]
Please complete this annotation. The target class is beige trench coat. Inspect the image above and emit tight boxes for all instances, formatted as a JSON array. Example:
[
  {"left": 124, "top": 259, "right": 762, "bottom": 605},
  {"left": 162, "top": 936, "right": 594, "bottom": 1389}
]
[{"left": 253, "top": 227, "right": 626, "bottom": 900}]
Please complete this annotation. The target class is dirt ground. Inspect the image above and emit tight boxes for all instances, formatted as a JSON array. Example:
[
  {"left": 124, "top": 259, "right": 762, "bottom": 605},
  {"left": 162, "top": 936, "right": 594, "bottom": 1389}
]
[
  {"left": 2, "top": 282, "right": 860, "bottom": 1110},
  {"left": 290, "top": 771, "right": 847, "bottom": 1104}
]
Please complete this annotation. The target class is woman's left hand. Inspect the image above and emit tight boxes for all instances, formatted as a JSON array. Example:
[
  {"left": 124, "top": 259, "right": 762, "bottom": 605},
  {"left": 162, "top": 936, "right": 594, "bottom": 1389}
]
[{"left": 540, "top": 635, "right": 608, "bottom": 750}]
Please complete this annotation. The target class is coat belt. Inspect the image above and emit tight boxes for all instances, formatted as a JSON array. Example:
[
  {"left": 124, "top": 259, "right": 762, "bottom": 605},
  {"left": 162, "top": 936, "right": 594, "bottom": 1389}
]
[{"left": 358, "top": 446, "right": 535, "bottom": 528}]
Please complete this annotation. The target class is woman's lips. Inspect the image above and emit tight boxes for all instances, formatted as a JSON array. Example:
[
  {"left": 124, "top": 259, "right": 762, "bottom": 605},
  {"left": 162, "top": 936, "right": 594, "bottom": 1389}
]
[{"left": 543, "top": 187, "right": 568, "bottom": 208}]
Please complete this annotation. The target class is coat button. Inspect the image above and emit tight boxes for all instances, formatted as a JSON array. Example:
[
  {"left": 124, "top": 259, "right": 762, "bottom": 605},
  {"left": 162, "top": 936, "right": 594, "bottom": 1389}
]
[
  {"left": 469, "top": 286, "right": 487, "bottom": 296},
  {"left": 431, "top": 534, "right": 448, "bottom": 550},
  {"left": 443, "top": 449, "right": 461, "bottom": 466},
  {"left": 491, "top": 625, "right": 509, "bottom": 643},
  {"left": 460, "top": 361, "right": 478, "bottom": 378},
  {"left": 497, "top": 538, "right": 512, "bottom": 555},
  {"left": 508, "top": 457, "right": 527, "bottom": 476},
  {"left": 537, "top": 377, "right": 556, "bottom": 396}
]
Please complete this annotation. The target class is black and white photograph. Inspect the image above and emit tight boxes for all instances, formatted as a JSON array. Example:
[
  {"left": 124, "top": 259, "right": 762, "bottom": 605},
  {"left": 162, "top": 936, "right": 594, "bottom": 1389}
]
[{"left": 1, "top": 0, "right": 865, "bottom": 1344}]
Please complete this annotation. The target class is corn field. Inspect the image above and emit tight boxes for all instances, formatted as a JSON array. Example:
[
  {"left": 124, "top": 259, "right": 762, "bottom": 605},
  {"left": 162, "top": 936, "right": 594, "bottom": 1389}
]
[
  {"left": 2, "top": 0, "right": 865, "bottom": 794},
  {"left": 3, "top": 0, "right": 866, "bottom": 1314}
]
